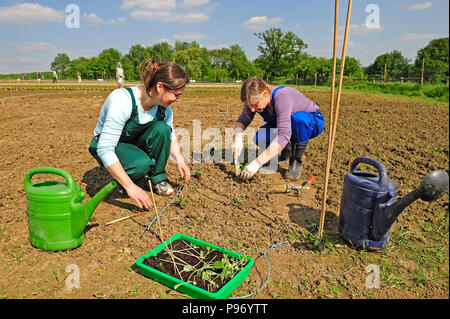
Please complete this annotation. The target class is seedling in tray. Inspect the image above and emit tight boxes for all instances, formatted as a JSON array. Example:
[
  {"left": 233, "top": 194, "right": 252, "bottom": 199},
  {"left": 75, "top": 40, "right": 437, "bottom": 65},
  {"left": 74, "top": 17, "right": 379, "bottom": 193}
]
[{"left": 136, "top": 233, "right": 254, "bottom": 299}]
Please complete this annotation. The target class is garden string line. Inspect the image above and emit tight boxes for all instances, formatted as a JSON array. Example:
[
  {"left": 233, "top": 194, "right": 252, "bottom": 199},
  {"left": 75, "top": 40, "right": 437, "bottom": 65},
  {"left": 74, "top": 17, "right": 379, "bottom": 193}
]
[
  {"left": 142, "top": 109, "right": 229, "bottom": 237},
  {"left": 229, "top": 240, "right": 289, "bottom": 299}
]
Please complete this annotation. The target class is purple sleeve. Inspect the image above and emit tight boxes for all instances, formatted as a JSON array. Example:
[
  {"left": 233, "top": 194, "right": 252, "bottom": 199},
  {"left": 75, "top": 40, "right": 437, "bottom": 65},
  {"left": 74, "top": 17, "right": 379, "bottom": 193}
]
[
  {"left": 273, "top": 87, "right": 319, "bottom": 148},
  {"left": 236, "top": 105, "right": 255, "bottom": 128}
]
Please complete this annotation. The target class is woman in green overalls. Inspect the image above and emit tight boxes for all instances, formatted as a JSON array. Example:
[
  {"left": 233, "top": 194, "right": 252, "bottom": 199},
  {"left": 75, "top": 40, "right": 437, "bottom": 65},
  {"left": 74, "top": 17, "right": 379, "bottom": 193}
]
[{"left": 89, "top": 58, "right": 190, "bottom": 210}]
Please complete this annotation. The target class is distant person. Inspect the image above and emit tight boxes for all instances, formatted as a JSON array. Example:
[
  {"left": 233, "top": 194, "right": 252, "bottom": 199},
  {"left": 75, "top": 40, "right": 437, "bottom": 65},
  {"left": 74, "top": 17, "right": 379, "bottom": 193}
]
[
  {"left": 36, "top": 72, "right": 42, "bottom": 83},
  {"left": 77, "top": 71, "right": 81, "bottom": 83},
  {"left": 89, "top": 58, "right": 191, "bottom": 210},
  {"left": 52, "top": 69, "right": 58, "bottom": 83},
  {"left": 116, "top": 62, "right": 124, "bottom": 88},
  {"left": 23, "top": 73, "right": 27, "bottom": 81},
  {"left": 232, "top": 77, "right": 325, "bottom": 181}
]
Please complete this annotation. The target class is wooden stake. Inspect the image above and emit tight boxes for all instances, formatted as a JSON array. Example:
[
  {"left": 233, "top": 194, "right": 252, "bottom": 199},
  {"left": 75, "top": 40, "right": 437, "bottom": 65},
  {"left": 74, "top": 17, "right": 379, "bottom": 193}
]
[
  {"left": 318, "top": 0, "right": 352, "bottom": 239},
  {"left": 421, "top": 57, "right": 425, "bottom": 87},
  {"left": 105, "top": 211, "right": 146, "bottom": 226}
]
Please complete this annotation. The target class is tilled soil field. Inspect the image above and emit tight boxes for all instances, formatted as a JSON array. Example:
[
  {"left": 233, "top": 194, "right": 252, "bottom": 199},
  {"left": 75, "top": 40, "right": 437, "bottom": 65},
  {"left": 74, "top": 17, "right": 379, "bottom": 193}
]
[{"left": 0, "top": 85, "right": 448, "bottom": 299}]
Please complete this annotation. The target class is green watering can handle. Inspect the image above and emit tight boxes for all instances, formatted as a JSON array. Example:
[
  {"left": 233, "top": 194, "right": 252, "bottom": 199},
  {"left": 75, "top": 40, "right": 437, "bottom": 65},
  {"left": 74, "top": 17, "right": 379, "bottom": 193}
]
[{"left": 24, "top": 167, "right": 76, "bottom": 192}]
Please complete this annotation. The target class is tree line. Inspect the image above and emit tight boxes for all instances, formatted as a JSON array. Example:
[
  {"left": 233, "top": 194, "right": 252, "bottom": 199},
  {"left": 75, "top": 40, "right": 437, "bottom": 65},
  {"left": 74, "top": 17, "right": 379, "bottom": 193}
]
[{"left": 43, "top": 29, "right": 449, "bottom": 85}]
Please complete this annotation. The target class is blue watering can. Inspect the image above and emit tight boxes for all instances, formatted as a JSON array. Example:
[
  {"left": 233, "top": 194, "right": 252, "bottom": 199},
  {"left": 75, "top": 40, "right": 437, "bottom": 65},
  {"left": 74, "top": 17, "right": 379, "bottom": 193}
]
[{"left": 338, "top": 157, "right": 448, "bottom": 250}]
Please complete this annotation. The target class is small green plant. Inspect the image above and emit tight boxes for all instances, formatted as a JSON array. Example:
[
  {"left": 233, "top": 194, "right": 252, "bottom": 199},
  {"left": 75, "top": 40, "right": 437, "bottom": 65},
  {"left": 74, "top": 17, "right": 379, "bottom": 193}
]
[
  {"left": 154, "top": 239, "right": 248, "bottom": 293},
  {"left": 192, "top": 165, "right": 203, "bottom": 178},
  {"left": 232, "top": 196, "right": 246, "bottom": 209},
  {"left": 52, "top": 268, "right": 69, "bottom": 285},
  {"left": 10, "top": 250, "right": 24, "bottom": 263},
  {"left": 175, "top": 195, "right": 187, "bottom": 209}
]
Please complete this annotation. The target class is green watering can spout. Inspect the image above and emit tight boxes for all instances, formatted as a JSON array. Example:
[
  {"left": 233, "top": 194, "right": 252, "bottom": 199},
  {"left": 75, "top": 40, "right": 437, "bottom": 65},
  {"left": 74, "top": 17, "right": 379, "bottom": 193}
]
[{"left": 71, "top": 181, "right": 117, "bottom": 237}]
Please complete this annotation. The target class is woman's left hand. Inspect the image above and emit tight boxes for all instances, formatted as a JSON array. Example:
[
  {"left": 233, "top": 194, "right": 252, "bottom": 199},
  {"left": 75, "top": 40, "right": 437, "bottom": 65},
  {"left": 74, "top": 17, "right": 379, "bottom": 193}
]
[{"left": 177, "top": 160, "right": 191, "bottom": 183}]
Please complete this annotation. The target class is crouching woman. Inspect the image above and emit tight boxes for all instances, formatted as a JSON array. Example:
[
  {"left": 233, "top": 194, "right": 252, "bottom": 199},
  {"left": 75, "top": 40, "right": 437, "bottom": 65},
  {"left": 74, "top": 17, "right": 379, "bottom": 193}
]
[{"left": 89, "top": 58, "right": 190, "bottom": 209}]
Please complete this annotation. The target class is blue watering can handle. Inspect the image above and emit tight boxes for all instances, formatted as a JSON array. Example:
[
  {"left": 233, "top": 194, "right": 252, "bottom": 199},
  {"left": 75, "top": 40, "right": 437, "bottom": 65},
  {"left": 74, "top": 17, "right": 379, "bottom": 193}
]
[
  {"left": 350, "top": 157, "right": 388, "bottom": 186},
  {"left": 24, "top": 167, "right": 76, "bottom": 191}
]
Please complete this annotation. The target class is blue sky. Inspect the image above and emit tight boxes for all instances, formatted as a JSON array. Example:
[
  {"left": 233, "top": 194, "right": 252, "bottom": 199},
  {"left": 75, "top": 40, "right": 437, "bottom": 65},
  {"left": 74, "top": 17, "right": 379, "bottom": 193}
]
[{"left": 0, "top": 0, "right": 448, "bottom": 74}]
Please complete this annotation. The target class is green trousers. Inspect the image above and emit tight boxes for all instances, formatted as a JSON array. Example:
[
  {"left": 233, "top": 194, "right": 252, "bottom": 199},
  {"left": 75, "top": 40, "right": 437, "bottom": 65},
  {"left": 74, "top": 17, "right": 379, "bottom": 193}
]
[{"left": 89, "top": 120, "right": 171, "bottom": 184}]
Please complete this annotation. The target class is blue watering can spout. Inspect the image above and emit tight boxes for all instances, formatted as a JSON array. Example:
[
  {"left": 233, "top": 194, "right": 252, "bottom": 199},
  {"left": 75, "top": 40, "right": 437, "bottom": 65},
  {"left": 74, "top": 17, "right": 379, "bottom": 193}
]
[{"left": 372, "top": 169, "right": 449, "bottom": 241}]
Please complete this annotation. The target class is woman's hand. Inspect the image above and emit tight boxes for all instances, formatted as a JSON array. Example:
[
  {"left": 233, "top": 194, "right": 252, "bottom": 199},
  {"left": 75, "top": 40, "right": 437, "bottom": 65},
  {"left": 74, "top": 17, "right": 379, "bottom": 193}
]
[
  {"left": 177, "top": 160, "right": 191, "bottom": 183},
  {"left": 125, "top": 183, "right": 153, "bottom": 210},
  {"left": 106, "top": 162, "right": 152, "bottom": 210},
  {"left": 240, "top": 159, "right": 262, "bottom": 181}
]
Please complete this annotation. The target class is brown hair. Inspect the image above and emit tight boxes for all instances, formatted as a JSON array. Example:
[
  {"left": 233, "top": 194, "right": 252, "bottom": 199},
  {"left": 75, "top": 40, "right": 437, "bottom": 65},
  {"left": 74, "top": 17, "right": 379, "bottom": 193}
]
[
  {"left": 240, "top": 77, "right": 270, "bottom": 102},
  {"left": 140, "top": 58, "right": 189, "bottom": 95}
]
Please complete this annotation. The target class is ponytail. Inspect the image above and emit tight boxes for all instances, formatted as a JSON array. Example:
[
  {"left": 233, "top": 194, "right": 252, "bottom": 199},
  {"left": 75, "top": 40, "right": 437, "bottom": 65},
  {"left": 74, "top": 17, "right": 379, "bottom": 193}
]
[{"left": 140, "top": 58, "right": 189, "bottom": 95}]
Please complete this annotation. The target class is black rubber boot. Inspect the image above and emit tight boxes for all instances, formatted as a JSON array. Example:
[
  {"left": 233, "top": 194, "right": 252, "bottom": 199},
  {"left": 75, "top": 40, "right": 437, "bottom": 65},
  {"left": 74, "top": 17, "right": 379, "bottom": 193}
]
[
  {"left": 288, "top": 141, "right": 308, "bottom": 179},
  {"left": 279, "top": 141, "right": 292, "bottom": 162}
]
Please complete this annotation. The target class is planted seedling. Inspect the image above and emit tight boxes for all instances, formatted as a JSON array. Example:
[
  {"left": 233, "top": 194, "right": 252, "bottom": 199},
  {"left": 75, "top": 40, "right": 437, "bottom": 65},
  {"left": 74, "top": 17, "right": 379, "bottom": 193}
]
[
  {"left": 175, "top": 195, "right": 187, "bottom": 209},
  {"left": 232, "top": 196, "right": 246, "bottom": 209},
  {"left": 192, "top": 165, "right": 203, "bottom": 178},
  {"left": 143, "top": 238, "right": 249, "bottom": 293}
]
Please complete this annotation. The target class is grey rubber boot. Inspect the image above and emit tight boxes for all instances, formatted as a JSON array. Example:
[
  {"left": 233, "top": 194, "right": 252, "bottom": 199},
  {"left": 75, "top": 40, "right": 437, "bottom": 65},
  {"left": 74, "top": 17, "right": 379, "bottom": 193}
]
[{"left": 287, "top": 141, "right": 308, "bottom": 179}]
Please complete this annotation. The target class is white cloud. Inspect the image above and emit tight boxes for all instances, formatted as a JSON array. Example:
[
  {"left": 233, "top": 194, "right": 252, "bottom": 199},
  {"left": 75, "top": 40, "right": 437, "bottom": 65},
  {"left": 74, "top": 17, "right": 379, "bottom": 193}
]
[
  {"left": 121, "top": 0, "right": 176, "bottom": 11},
  {"left": 130, "top": 10, "right": 209, "bottom": 24},
  {"left": 178, "top": 12, "right": 209, "bottom": 24},
  {"left": 172, "top": 32, "right": 208, "bottom": 41},
  {"left": 82, "top": 13, "right": 127, "bottom": 26},
  {"left": 6, "top": 42, "right": 58, "bottom": 54},
  {"left": 83, "top": 13, "right": 104, "bottom": 25},
  {"left": 398, "top": 33, "right": 435, "bottom": 40},
  {"left": 0, "top": 3, "right": 65, "bottom": 24},
  {"left": 338, "top": 24, "right": 385, "bottom": 35},
  {"left": 123, "top": 0, "right": 212, "bottom": 24},
  {"left": 243, "top": 16, "right": 284, "bottom": 30},
  {"left": 180, "top": 0, "right": 210, "bottom": 7},
  {"left": 0, "top": 42, "right": 97, "bottom": 73},
  {"left": 406, "top": 2, "right": 432, "bottom": 10}
]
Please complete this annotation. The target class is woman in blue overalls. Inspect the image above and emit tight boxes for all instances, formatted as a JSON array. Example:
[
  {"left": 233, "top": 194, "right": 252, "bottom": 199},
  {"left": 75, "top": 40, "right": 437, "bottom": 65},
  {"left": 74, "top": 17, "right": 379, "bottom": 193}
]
[{"left": 232, "top": 77, "right": 325, "bottom": 181}]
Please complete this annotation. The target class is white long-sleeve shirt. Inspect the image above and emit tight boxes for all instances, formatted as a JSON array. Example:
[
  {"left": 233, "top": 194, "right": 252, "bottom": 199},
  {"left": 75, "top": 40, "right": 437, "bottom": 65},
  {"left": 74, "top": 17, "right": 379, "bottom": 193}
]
[{"left": 93, "top": 86, "right": 175, "bottom": 168}]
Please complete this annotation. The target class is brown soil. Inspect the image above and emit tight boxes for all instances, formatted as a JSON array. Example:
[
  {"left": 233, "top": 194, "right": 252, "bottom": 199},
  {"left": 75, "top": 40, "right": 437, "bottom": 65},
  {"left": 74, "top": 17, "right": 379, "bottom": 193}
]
[{"left": 0, "top": 85, "right": 448, "bottom": 299}]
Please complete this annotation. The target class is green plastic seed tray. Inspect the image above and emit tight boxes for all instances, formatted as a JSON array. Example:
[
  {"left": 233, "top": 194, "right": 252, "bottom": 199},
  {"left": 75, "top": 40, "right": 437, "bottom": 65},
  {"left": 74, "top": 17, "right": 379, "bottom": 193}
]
[{"left": 135, "top": 233, "right": 254, "bottom": 299}]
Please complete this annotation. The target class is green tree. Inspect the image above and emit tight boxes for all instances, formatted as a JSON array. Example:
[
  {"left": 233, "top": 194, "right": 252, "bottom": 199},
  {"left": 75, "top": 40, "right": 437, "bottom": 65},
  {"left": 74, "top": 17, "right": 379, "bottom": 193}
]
[
  {"left": 122, "top": 44, "right": 149, "bottom": 80},
  {"left": 148, "top": 42, "right": 175, "bottom": 62},
  {"left": 366, "top": 50, "right": 410, "bottom": 80},
  {"left": 98, "top": 48, "right": 122, "bottom": 79},
  {"left": 174, "top": 46, "right": 211, "bottom": 81},
  {"left": 51, "top": 53, "right": 71, "bottom": 78},
  {"left": 174, "top": 41, "right": 200, "bottom": 52},
  {"left": 414, "top": 37, "right": 449, "bottom": 83},
  {"left": 68, "top": 57, "right": 90, "bottom": 79},
  {"left": 210, "top": 67, "right": 229, "bottom": 82},
  {"left": 229, "top": 44, "right": 257, "bottom": 80},
  {"left": 86, "top": 57, "right": 103, "bottom": 80},
  {"left": 254, "top": 28, "right": 308, "bottom": 81},
  {"left": 209, "top": 47, "right": 232, "bottom": 70}
]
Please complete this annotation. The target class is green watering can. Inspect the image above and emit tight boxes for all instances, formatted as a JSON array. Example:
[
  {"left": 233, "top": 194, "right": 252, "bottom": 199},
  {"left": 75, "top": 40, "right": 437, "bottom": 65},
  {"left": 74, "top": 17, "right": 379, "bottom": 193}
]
[{"left": 24, "top": 167, "right": 116, "bottom": 251}]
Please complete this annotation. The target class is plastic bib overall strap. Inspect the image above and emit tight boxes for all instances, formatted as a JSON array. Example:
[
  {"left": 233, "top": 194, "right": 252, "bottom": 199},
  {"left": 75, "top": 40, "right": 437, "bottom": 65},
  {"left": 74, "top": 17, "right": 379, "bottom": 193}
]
[
  {"left": 254, "top": 86, "right": 325, "bottom": 147},
  {"left": 89, "top": 87, "right": 172, "bottom": 184},
  {"left": 254, "top": 86, "right": 285, "bottom": 147}
]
